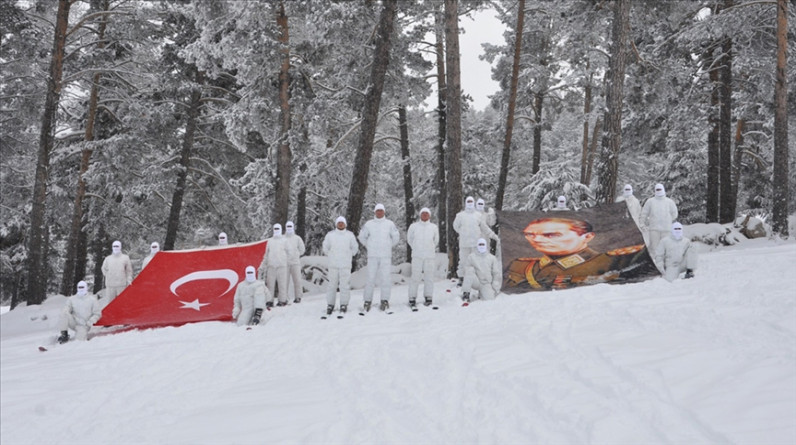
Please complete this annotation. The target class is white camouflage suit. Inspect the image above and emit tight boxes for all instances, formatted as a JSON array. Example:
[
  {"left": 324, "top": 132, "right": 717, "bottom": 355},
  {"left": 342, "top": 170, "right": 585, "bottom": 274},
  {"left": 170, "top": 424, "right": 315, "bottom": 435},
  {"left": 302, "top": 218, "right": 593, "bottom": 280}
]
[
  {"left": 453, "top": 197, "right": 498, "bottom": 278},
  {"left": 323, "top": 218, "right": 359, "bottom": 306},
  {"left": 640, "top": 184, "right": 678, "bottom": 253},
  {"left": 58, "top": 284, "right": 103, "bottom": 341},
  {"left": 615, "top": 184, "right": 642, "bottom": 226},
  {"left": 232, "top": 271, "right": 269, "bottom": 326},
  {"left": 462, "top": 241, "right": 502, "bottom": 300},
  {"left": 101, "top": 241, "right": 133, "bottom": 304},
  {"left": 358, "top": 207, "right": 400, "bottom": 304},
  {"left": 260, "top": 224, "right": 290, "bottom": 304},
  {"left": 284, "top": 222, "right": 306, "bottom": 302},
  {"left": 654, "top": 225, "right": 698, "bottom": 282},
  {"left": 406, "top": 209, "right": 439, "bottom": 302}
]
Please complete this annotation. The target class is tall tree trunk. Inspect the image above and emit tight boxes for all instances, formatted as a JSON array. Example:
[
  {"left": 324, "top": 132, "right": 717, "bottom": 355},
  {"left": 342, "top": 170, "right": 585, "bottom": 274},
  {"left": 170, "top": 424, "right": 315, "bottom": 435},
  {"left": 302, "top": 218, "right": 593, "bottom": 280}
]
[
  {"left": 398, "top": 105, "right": 415, "bottom": 262},
  {"left": 730, "top": 118, "right": 744, "bottom": 216},
  {"left": 61, "top": 0, "right": 110, "bottom": 296},
  {"left": 595, "top": 0, "right": 630, "bottom": 204},
  {"left": 344, "top": 0, "right": 397, "bottom": 236},
  {"left": 585, "top": 117, "right": 601, "bottom": 185},
  {"left": 273, "top": 0, "right": 292, "bottom": 226},
  {"left": 580, "top": 67, "right": 593, "bottom": 184},
  {"left": 718, "top": 34, "right": 734, "bottom": 223},
  {"left": 706, "top": 46, "right": 720, "bottom": 223},
  {"left": 163, "top": 82, "right": 202, "bottom": 251},
  {"left": 532, "top": 92, "right": 544, "bottom": 174},
  {"left": 26, "top": 0, "right": 71, "bottom": 304},
  {"left": 73, "top": 228, "right": 88, "bottom": 287},
  {"left": 444, "top": 0, "right": 463, "bottom": 278},
  {"left": 771, "top": 0, "right": 789, "bottom": 237},
  {"left": 495, "top": 0, "right": 524, "bottom": 211},
  {"left": 434, "top": 6, "right": 448, "bottom": 253},
  {"left": 92, "top": 225, "right": 109, "bottom": 294}
]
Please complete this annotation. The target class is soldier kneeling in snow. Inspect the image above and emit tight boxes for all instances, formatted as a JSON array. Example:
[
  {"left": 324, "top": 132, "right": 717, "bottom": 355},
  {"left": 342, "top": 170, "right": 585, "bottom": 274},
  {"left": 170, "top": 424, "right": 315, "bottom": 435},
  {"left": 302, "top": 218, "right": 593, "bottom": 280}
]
[
  {"left": 57, "top": 281, "right": 103, "bottom": 344},
  {"left": 654, "top": 222, "right": 697, "bottom": 282},
  {"left": 461, "top": 238, "right": 502, "bottom": 303},
  {"left": 232, "top": 266, "right": 269, "bottom": 326}
]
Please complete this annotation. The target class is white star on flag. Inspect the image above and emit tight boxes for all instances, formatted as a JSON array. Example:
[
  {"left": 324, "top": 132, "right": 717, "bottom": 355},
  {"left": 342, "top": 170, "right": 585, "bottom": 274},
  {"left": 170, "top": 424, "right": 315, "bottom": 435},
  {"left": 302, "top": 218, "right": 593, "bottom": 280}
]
[{"left": 179, "top": 299, "right": 210, "bottom": 311}]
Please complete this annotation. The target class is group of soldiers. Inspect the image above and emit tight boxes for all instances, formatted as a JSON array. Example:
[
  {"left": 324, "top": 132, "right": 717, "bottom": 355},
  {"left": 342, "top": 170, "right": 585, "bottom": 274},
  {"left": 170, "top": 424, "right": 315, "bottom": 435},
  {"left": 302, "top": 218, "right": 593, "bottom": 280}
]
[{"left": 56, "top": 183, "right": 697, "bottom": 341}]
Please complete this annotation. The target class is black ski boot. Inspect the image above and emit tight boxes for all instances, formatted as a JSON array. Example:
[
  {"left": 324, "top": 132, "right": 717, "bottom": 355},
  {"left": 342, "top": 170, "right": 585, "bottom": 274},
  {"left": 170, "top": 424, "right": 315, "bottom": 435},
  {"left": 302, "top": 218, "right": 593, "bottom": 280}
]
[
  {"left": 326, "top": 305, "right": 334, "bottom": 315},
  {"left": 462, "top": 292, "right": 471, "bottom": 303},
  {"left": 276, "top": 301, "right": 287, "bottom": 307},
  {"left": 424, "top": 297, "right": 433, "bottom": 306},
  {"left": 363, "top": 301, "right": 372, "bottom": 312},
  {"left": 340, "top": 305, "right": 347, "bottom": 314},
  {"left": 379, "top": 300, "right": 390, "bottom": 311},
  {"left": 293, "top": 298, "right": 301, "bottom": 304},
  {"left": 684, "top": 269, "right": 694, "bottom": 279},
  {"left": 57, "top": 330, "right": 69, "bottom": 344},
  {"left": 266, "top": 301, "right": 274, "bottom": 310}
]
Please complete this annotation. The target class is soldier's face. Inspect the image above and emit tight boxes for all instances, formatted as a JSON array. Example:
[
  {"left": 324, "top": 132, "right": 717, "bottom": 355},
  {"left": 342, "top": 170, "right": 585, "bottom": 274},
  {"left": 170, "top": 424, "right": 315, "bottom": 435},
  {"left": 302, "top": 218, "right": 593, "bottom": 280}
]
[
  {"left": 336, "top": 222, "right": 346, "bottom": 230},
  {"left": 420, "top": 212, "right": 430, "bottom": 222},
  {"left": 523, "top": 221, "right": 594, "bottom": 256},
  {"left": 375, "top": 209, "right": 385, "bottom": 219}
]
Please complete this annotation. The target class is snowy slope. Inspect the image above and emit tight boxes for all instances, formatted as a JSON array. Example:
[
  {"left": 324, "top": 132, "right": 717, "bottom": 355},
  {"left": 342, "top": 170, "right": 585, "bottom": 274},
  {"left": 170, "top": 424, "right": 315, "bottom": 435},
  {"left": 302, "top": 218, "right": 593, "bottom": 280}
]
[{"left": 2, "top": 239, "right": 795, "bottom": 445}]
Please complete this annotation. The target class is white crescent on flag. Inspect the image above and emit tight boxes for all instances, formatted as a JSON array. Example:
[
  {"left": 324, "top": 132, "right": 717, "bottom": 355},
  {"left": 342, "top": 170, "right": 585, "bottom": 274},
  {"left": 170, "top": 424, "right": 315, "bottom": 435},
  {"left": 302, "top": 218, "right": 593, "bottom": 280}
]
[{"left": 169, "top": 269, "right": 239, "bottom": 299}]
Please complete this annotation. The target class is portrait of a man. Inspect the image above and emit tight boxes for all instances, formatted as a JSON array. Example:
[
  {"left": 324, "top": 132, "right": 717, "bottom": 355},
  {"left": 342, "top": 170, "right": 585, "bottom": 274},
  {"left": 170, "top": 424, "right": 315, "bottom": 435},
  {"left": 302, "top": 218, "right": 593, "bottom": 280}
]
[{"left": 501, "top": 209, "right": 655, "bottom": 291}]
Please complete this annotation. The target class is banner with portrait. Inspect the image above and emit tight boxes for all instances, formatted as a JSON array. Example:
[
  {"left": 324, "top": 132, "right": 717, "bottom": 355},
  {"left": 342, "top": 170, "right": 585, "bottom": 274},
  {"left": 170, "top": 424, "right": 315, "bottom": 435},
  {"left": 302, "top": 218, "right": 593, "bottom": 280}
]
[{"left": 498, "top": 203, "right": 659, "bottom": 293}]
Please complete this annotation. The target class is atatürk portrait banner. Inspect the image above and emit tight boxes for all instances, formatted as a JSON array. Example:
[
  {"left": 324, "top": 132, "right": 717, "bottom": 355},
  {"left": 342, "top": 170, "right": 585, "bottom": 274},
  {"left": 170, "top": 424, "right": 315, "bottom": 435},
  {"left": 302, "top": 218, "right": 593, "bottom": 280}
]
[{"left": 498, "top": 203, "right": 659, "bottom": 293}]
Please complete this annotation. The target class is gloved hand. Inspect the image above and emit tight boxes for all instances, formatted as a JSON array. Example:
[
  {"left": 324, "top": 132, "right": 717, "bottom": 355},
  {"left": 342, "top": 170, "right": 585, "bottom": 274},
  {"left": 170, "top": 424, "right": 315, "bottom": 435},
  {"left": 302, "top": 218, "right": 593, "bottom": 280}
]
[{"left": 250, "top": 308, "right": 263, "bottom": 325}]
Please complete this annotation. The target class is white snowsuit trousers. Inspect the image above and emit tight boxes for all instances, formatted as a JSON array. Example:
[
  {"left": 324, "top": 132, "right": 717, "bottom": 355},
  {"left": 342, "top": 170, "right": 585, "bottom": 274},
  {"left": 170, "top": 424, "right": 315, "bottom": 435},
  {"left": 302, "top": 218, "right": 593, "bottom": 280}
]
[
  {"left": 326, "top": 267, "right": 352, "bottom": 306},
  {"left": 409, "top": 258, "right": 435, "bottom": 300},
  {"left": 266, "top": 266, "right": 289, "bottom": 304},
  {"left": 287, "top": 264, "right": 302, "bottom": 301},
  {"left": 58, "top": 314, "right": 90, "bottom": 340},
  {"left": 364, "top": 257, "right": 392, "bottom": 303}
]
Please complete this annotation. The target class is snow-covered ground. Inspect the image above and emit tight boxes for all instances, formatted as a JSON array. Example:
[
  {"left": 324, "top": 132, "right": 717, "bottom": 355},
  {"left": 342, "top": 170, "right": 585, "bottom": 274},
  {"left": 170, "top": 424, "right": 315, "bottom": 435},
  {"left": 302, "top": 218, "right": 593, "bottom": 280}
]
[{"left": 2, "top": 238, "right": 795, "bottom": 444}]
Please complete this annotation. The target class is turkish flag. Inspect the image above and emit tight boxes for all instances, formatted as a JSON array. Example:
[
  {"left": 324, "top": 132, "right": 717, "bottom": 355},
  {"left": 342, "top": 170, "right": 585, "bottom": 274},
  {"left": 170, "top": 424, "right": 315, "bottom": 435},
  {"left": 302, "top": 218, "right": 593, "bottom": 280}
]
[{"left": 96, "top": 240, "right": 267, "bottom": 328}]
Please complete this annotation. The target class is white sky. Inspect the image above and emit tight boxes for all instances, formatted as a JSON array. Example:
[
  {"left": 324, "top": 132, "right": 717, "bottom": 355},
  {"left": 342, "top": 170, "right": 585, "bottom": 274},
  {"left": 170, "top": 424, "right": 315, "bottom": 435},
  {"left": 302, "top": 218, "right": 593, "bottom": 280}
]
[
  {"left": 422, "top": 7, "right": 505, "bottom": 111},
  {"left": 459, "top": 8, "right": 504, "bottom": 110}
]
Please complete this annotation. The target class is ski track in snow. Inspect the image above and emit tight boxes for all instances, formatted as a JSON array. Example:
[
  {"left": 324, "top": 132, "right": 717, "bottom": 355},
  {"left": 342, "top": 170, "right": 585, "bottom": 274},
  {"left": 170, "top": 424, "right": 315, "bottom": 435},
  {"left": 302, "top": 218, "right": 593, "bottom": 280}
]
[{"left": 2, "top": 240, "right": 795, "bottom": 444}]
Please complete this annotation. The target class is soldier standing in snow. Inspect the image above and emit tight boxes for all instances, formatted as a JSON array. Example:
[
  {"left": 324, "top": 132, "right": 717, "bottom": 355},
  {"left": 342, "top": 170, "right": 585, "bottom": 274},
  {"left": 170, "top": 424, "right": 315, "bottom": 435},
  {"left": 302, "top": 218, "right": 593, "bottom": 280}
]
[
  {"left": 476, "top": 198, "right": 497, "bottom": 229},
  {"left": 616, "top": 184, "right": 642, "bottom": 227},
  {"left": 141, "top": 241, "right": 159, "bottom": 270},
  {"left": 57, "top": 281, "right": 102, "bottom": 344},
  {"left": 322, "top": 216, "right": 359, "bottom": 316},
  {"left": 654, "top": 222, "right": 697, "bottom": 282},
  {"left": 284, "top": 221, "right": 306, "bottom": 303},
  {"left": 551, "top": 195, "right": 569, "bottom": 211},
  {"left": 218, "top": 232, "right": 229, "bottom": 245},
  {"left": 101, "top": 240, "right": 133, "bottom": 304},
  {"left": 461, "top": 238, "right": 502, "bottom": 303},
  {"left": 640, "top": 183, "right": 678, "bottom": 253},
  {"left": 260, "top": 223, "right": 290, "bottom": 308},
  {"left": 453, "top": 196, "right": 499, "bottom": 284},
  {"left": 358, "top": 203, "right": 400, "bottom": 311},
  {"left": 406, "top": 207, "right": 439, "bottom": 307},
  {"left": 232, "top": 266, "right": 268, "bottom": 325}
]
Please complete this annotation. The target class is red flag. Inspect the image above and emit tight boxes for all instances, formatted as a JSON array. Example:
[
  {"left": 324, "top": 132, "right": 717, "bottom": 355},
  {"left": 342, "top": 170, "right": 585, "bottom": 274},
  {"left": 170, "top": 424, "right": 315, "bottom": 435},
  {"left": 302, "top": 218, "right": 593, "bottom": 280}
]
[{"left": 96, "top": 240, "right": 267, "bottom": 328}]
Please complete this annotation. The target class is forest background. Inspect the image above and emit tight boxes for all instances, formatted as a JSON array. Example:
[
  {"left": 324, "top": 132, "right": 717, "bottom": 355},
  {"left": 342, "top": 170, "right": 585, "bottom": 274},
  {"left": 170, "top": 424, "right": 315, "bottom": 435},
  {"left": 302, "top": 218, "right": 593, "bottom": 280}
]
[{"left": 1, "top": 0, "right": 793, "bottom": 308}]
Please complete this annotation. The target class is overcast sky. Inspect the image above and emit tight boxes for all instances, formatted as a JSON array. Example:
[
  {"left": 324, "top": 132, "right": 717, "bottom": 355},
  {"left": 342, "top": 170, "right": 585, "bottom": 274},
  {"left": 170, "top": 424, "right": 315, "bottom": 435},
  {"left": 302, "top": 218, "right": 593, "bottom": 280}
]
[
  {"left": 422, "top": 8, "right": 505, "bottom": 111},
  {"left": 459, "top": 8, "right": 504, "bottom": 111}
]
